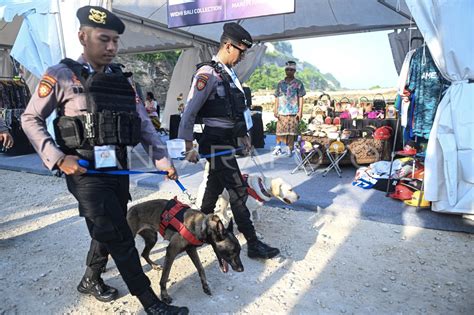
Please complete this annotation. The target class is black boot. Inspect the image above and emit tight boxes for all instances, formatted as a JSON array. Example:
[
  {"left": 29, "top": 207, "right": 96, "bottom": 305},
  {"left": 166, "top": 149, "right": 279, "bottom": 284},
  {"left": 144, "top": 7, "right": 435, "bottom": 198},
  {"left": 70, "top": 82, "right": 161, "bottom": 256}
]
[
  {"left": 145, "top": 302, "right": 189, "bottom": 315},
  {"left": 77, "top": 276, "right": 118, "bottom": 302},
  {"left": 247, "top": 239, "right": 280, "bottom": 259},
  {"left": 138, "top": 287, "right": 189, "bottom": 315}
]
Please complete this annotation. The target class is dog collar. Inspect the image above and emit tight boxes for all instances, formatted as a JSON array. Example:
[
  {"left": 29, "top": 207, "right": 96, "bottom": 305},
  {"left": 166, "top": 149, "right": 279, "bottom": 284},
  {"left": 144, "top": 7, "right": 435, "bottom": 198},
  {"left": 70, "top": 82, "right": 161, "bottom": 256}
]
[
  {"left": 257, "top": 177, "right": 272, "bottom": 199},
  {"left": 242, "top": 174, "right": 271, "bottom": 203}
]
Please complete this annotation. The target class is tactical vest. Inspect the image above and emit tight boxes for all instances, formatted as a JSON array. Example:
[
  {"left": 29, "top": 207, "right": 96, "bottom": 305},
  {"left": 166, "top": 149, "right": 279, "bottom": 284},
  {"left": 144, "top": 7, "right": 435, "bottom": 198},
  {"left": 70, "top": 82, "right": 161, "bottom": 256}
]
[
  {"left": 196, "top": 61, "right": 247, "bottom": 122},
  {"left": 53, "top": 58, "right": 141, "bottom": 154}
]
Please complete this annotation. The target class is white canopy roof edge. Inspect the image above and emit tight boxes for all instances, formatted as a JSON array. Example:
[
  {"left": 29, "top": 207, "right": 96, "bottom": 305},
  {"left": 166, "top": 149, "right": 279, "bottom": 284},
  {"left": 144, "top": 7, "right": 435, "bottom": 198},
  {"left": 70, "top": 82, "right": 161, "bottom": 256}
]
[
  {"left": 114, "top": 8, "right": 219, "bottom": 54},
  {"left": 112, "top": 0, "right": 413, "bottom": 44}
]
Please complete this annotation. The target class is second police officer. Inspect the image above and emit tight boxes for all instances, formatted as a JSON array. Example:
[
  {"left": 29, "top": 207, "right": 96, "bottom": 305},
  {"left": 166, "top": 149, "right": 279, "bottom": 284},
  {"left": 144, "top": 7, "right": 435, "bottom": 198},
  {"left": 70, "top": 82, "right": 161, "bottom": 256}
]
[{"left": 178, "top": 22, "right": 280, "bottom": 259}]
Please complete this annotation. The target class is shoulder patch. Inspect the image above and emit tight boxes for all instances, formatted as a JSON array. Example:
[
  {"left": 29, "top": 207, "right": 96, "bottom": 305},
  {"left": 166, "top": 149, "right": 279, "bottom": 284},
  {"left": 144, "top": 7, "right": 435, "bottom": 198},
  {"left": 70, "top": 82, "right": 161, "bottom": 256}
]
[
  {"left": 195, "top": 74, "right": 209, "bottom": 91},
  {"left": 38, "top": 74, "right": 57, "bottom": 98}
]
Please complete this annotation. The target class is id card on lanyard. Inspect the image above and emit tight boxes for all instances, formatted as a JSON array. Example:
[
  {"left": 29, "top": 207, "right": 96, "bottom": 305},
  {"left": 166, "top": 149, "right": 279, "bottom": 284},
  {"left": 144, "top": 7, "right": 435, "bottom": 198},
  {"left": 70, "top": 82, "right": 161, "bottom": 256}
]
[{"left": 223, "top": 65, "right": 253, "bottom": 131}]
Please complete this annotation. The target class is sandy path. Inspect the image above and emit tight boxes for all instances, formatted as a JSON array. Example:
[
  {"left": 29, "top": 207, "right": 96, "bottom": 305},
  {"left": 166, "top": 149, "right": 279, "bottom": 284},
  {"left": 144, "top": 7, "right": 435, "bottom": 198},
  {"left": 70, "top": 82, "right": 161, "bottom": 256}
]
[{"left": 0, "top": 170, "right": 472, "bottom": 314}]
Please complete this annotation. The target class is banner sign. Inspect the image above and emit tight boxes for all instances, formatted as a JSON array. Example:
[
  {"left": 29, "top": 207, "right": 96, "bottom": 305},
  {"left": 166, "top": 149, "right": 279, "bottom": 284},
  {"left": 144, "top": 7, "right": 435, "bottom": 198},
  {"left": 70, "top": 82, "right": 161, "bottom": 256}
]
[{"left": 168, "top": 0, "right": 295, "bottom": 28}]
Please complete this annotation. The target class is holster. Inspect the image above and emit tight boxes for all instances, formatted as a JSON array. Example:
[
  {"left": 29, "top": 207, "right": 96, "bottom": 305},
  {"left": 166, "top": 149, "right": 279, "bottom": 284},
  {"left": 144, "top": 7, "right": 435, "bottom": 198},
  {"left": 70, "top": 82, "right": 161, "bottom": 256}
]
[
  {"left": 232, "top": 121, "right": 247, "bottom": 138},
  {"left": 53, "top": 116, "right": 85, "bottom": 149}
]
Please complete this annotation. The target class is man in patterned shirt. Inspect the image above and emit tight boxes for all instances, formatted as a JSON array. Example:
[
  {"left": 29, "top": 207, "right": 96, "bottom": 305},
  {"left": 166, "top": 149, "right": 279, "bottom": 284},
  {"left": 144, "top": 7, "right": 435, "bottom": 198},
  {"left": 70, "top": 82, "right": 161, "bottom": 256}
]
[{"left": 273, "top": 61, "right": 306, "bottom": 156}]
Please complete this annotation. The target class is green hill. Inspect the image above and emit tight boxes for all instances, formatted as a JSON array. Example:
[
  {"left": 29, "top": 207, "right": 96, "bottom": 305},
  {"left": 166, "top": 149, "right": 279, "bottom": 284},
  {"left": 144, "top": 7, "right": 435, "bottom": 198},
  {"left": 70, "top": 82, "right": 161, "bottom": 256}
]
[{"left": 246, "top": 41, "right": 341, "bottom": 91}]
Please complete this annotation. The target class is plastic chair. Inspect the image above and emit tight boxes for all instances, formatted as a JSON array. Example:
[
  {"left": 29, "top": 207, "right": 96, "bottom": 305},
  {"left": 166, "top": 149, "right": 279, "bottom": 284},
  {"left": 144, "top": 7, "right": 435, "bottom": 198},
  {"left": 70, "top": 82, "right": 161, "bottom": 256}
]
[{"left": 291, "top": 140, "right": 320, "bottom": 176}]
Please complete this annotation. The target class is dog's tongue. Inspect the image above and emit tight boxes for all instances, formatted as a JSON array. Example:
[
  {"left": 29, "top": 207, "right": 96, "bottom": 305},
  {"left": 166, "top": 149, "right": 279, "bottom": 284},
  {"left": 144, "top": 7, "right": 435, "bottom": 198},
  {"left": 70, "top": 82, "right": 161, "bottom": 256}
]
[{"left": 220, "top": 259, "right": 229, "bottom": 273}]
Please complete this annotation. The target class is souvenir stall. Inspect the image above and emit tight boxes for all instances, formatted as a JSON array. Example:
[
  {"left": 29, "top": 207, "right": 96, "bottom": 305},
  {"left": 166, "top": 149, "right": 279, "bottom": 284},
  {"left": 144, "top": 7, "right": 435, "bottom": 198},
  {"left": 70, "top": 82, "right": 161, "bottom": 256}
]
[
  {"left": 298, "top": 93, "right": 399, "bottom": 172},
  {"left": 352, "top": 31, "right": 451, "bottom": 209}
]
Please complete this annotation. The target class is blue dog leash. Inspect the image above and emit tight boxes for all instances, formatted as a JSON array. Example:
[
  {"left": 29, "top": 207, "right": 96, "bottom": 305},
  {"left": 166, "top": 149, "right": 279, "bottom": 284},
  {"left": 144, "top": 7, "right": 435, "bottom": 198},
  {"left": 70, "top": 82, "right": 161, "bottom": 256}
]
[
  {"left": 77, "top": 159, "right": 196, "bottom": 205},
  {"left": 77, "top": 147, "right": 242, "bottom": 205},
  {"left": 175, "top": 147, "right": 242, "bottom": 160}
]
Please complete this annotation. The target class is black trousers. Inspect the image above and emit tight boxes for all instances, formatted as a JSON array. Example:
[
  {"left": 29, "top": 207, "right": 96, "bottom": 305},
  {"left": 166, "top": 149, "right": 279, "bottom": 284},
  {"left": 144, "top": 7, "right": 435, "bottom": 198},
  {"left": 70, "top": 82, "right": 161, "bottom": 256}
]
[
  {"left": 65, "top": 174, "right": 150, "bottom": 296},
  {"left": 198, "top": 126, "right": 257, "bottom": 242}
]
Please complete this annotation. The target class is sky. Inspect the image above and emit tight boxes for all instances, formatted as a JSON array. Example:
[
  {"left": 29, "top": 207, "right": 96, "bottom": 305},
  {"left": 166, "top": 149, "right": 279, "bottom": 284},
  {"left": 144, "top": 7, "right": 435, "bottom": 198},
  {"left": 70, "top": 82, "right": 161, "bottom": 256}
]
[{"left": 289, "top": 31, "right": 399, "bottom": 90}]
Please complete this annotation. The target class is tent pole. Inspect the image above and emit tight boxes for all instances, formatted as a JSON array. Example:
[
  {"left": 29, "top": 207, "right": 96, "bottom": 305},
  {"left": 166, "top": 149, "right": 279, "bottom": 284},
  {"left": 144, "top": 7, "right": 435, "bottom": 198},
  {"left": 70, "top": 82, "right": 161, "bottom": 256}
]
[
  {"left": 55, "top": 0, "right": 66, "bottom": 59},
  {"left": 385, "top": 109, "right": 401, "bottom": 196}
]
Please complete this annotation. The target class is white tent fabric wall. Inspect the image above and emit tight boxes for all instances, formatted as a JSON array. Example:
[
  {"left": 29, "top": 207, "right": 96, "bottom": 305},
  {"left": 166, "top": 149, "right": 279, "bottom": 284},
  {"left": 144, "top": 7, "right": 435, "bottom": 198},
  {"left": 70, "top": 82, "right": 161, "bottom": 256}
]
[
  {"left": 161, "top": 43, "right": 267, "bottom": 129},
  {"left": 406, "top": 0, "right": 474, "bottom": 215},
  {"left": 234, "top": 43, "right": 267, "bottom": 83},
  {"left": 161, "top": 45, "right": 214, "bottom": 129},
  {"left": 0, "top": 0, "right": 109, "bottom": 78},
  {"left": 11, "top": 10, "right": 63, "bottom": 78}
]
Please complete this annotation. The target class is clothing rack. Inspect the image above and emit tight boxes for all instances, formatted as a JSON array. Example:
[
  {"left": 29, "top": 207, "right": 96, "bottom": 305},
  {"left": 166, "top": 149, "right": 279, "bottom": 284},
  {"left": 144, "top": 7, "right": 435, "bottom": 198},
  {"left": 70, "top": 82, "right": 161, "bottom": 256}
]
[
  {"left": 0, "top": 77, "right": 31, "bottom": 110},
  {"left": 0, "top": 108, "right": 24, "bottom": 127}
]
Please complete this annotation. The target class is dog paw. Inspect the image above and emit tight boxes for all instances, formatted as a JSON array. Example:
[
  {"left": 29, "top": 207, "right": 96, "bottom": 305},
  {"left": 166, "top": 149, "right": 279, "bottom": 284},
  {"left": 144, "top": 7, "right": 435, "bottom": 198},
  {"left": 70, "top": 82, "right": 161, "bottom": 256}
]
[
  {"left": 203, "top": 284, "right": 212, "bottom": 296},
  {"left": 151, "top": 263, "right": 163, "bottom": 270},
  {"left": 161, "top": 293, "right": 173, "bottom": 304}
]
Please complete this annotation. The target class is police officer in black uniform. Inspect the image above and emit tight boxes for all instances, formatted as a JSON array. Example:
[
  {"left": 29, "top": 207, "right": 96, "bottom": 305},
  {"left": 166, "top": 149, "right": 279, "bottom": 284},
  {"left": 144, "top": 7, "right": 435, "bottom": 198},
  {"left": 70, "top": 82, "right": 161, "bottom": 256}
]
[
  {"left": 21, "top": 6, "right": 188, "bottom": 315},
  {"left": 178, "top": 23, "right": 280, "bottom": 259}
]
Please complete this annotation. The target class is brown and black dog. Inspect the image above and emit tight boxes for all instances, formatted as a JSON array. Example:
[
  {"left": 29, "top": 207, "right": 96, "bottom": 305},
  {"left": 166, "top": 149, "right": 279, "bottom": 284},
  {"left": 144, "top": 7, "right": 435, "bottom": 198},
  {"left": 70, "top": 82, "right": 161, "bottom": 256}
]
[{"left": 127, "top": 199, "right": 244, "bottom": 304}]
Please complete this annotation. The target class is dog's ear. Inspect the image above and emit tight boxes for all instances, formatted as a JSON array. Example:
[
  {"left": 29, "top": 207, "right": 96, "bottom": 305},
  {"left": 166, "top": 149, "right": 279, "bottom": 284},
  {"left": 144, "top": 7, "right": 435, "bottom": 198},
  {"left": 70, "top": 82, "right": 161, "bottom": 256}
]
[
  {"left": 208, "top": 215, "right": 227, "bottom": 241},
  {"left": 216, "top": 219, "right": 227, "bottom": 240},
  {"left": 271, "top": 178, "right": 283, "bottom": 198},
  {"left": 226, "top": 219, "right": 234, "bottom": 233}
]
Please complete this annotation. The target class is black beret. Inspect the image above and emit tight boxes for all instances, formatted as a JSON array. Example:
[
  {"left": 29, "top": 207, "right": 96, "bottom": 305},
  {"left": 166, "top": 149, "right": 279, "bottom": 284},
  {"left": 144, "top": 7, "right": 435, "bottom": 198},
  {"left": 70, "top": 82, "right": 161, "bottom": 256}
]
[
  {"left": 76, "top": 6, "right": 125, "bottom": 34},
  {"left": 223, "top": 22, "right": 253, "bottom": 48}
]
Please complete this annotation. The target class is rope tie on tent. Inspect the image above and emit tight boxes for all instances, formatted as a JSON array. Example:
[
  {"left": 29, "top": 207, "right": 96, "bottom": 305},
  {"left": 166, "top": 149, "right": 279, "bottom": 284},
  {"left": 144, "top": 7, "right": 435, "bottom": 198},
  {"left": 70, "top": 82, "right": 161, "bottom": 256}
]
[{"left": 452, "top": 80, "right": 470, "bottom": 85}]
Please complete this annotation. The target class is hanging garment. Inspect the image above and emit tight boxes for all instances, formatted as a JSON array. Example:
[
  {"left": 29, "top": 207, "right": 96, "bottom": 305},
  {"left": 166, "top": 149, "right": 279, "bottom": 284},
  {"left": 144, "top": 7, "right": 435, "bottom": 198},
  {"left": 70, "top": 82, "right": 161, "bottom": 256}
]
[
  {"left": 407, "top": 46, "right": 449, "bottom": 139},
  {"left": 397, "top": 49, "right": 416, "bottom": 95},
  {"left": 0, "top": 79, "right": 30, "bottom": 109}
]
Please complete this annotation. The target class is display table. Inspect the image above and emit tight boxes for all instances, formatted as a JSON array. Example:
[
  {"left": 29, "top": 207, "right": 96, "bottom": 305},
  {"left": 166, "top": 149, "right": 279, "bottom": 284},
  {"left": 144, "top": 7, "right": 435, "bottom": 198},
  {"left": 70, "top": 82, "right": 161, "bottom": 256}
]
[
  {"left": 341, "top": 118, "right": 402, "bottom": 151},
  {"left": 300, "top": 135, "right": 389, "bottom": 166},
  {"left": 340, "top": 118, "right": 397, "bottom": 130}
]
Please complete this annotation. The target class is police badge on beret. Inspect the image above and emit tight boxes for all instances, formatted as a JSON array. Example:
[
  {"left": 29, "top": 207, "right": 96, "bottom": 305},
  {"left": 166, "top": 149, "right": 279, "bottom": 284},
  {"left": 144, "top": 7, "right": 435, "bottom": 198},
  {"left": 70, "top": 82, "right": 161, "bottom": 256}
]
[{"left": 76, "top": 5, "right": 125, "bottom": 34}]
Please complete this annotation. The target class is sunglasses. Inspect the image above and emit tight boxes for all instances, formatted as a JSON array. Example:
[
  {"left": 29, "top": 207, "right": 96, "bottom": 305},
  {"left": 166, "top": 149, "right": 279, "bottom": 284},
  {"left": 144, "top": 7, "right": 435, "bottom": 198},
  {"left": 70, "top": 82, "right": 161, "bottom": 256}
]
[
  {"left": 285, "top": 68, "right": 296, "bottom": 71},
  {"left": 230, "top": 43, "right": 246, "bottom": 56}
]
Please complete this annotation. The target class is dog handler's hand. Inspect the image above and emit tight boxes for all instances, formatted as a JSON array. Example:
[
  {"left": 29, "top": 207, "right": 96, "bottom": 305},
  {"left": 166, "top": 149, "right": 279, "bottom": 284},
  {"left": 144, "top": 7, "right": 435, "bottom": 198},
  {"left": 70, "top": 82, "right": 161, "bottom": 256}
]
[
  {"left": 0, "top": 131, "right": 14, "bottom": 149},
  {"left": 57, "top": 155, "right": 87, "bottom": 175},
  {"left": 184, "top": 140, "right": 199, "bottom": 163},
  {"left": 240, "top": 135, "right": 253, "bottom": 156},
  {"left": 165, "top": 165, "right": 178, "bottom": 180}
]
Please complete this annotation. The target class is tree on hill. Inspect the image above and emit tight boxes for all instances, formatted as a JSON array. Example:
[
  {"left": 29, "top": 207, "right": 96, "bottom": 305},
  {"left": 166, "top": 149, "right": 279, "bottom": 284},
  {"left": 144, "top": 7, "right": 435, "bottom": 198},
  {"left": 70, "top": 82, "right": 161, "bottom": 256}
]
[{"left": 246, "top": 41, "right": 340, "bottom": 91}]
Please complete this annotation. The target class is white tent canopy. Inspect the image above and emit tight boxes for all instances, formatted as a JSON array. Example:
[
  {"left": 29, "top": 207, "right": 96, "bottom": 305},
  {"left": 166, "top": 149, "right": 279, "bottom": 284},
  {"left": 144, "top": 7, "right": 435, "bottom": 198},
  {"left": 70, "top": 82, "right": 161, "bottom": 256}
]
[
  {"left": 1, "top": 0, "right": 414, "bottom": 80},
  {"left": 112, "top": 0, "right": 413, "bottom": 52},
  {"left": 1, "top": 0, "right": 415, "bottom": 73}
]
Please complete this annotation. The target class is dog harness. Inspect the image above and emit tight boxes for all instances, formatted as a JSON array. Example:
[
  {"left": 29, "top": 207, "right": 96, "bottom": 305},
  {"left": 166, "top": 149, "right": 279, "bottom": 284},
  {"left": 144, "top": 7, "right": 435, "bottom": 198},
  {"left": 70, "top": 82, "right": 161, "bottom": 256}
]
[
  {"left": 159, "top": 197, "right": 203, "bottom": 246},
  {"left": 242, "top": 174, "right": 272, "bottom": 203}
]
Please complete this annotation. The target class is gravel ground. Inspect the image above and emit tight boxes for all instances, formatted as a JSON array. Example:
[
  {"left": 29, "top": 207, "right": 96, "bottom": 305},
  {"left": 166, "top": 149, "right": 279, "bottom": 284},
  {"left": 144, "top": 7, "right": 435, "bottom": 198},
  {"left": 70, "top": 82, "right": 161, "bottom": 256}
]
[{"left": 0, "top": 169, "right": 473, "bottom": 314}]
